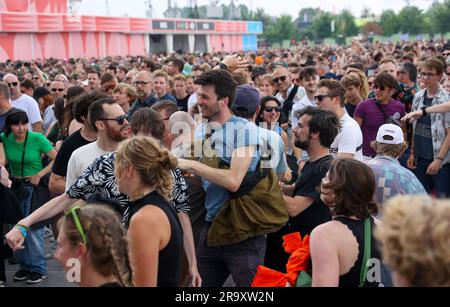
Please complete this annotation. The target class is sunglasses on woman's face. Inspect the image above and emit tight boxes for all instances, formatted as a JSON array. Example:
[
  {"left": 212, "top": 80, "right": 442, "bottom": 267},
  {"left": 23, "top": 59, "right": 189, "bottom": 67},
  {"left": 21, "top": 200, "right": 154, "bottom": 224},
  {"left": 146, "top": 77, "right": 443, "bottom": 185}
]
[{"left": 264, "top": 107, "right": 281, "bottom": 113}]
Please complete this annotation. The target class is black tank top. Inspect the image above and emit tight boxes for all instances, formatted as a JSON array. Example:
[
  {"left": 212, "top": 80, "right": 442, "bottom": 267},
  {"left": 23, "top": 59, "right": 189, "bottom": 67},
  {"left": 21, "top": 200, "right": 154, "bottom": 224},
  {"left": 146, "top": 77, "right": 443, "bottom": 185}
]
[
  {"left": 126, "top": 191, "right": 183, "bottom": 287},
  {"left": 334, "top": 216, "right": 381, "bottom": 287}
]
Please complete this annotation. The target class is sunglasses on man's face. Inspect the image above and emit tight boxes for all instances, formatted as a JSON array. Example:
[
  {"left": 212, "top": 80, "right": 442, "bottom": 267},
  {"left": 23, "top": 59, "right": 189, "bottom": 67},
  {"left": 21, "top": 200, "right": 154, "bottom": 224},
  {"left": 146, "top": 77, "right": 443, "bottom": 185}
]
[
  {"left": 272, "top": 76, "right": 287, "bottom": 84},
  {"left": 264, "top": 107, "right": 281, "bottom": 113},
  {"left": 99, "top": 115, "right": 127, "bottom": 126},
  {"left": 7, "top": 82, "right": 18, "bottom": 88},
  {"left": 51, "top": 88, "right": 65, "bottom": 93},
  {"left": 374, "top": 86, "right": 386, "bottom": 91},
  {"left": 314, "top": 95, "right": 334, "bottom": 102}
]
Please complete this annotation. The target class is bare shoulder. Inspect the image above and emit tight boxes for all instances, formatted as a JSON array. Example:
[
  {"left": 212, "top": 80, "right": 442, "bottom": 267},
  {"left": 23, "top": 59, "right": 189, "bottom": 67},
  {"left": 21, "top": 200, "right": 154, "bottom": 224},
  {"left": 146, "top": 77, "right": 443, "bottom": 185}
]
[
  {"left": 129, "top": 205, "right": 168, "bottom": 230},
  {"left": 310, "top": 221, "right": 342, "bottom": 241}
]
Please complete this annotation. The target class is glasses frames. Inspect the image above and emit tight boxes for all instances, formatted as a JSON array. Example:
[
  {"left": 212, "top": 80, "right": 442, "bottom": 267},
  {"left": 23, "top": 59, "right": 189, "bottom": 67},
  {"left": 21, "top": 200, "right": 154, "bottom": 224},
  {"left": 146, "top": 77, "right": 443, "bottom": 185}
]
[
  {"left": 99, "top": 115, "right": 127, "bottom": 125},
  {"left": 264, "top": 107, "right": 281, "bottom": 113},
  {"left": 272, "top": 76, "right": 287, "bottom": 84}
]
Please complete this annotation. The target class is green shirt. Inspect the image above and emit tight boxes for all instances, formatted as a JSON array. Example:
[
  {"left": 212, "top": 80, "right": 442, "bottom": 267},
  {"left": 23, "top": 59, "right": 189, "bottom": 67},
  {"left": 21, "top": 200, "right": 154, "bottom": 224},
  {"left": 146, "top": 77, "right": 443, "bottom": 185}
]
[{"left": 1, "top": 131, "right": 53, "bottom": 177}]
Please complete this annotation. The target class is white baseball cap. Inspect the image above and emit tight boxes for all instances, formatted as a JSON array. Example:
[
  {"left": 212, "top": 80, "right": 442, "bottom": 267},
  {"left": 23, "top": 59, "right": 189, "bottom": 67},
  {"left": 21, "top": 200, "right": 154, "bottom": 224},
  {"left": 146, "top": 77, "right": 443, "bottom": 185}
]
[{"left": 376, "top": 124, "right": 404, "bottom": 145}]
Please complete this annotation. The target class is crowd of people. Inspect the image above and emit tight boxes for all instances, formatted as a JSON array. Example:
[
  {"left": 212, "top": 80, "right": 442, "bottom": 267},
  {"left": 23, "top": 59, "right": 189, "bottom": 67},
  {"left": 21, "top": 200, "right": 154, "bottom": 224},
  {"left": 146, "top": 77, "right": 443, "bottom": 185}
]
[{"left": 1, "top": 38, "right": 450, "bottom": 287}]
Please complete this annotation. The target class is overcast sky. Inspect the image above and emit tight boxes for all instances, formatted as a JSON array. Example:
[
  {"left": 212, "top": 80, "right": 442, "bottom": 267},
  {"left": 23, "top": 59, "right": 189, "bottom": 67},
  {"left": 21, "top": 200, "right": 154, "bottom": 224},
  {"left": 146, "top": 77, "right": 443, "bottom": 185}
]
[{"left": 77, "top": 0, "right": 436, "bottom": 18}]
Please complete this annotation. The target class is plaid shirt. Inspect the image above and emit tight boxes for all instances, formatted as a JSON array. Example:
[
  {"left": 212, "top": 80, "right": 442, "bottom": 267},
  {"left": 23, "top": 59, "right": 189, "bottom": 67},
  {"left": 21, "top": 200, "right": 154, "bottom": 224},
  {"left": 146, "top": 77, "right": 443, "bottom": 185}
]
[{"left": 411, "top": 86, "right": 450, "bottom": 165}]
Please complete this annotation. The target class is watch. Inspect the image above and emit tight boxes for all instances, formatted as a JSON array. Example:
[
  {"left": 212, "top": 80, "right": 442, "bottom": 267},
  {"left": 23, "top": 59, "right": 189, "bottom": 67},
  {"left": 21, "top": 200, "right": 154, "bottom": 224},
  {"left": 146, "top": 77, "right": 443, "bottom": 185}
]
[
  {"left": 421, "top": 106, "right": 428, "bottom": 117},
  {"left": 219, "top": 62, "right": 228, "bottom": 71}
]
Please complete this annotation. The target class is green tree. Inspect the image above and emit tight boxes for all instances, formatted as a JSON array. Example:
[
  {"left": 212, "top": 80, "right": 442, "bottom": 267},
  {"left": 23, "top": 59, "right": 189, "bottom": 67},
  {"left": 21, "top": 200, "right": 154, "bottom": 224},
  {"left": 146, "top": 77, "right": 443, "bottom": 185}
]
[
  {"left": 427, "top": 0, "right": 450, "bottom": 35},
  {"left": 298, "top": 7, "right": 320, "bottom": 23},
  {"left": 264, "top": 15, "right": 299, "bottom": 44},
  {"left": 336, "top": 9, "right": 359, "bottom": 38},
  {"left": 311, "top": 12, "right": 333, "bottom": 39},
  {"left": 397, "top": 6, "right": 424, "bottom": 34},
  {"left": 379, "top": 9, "right": 399, "bottom": 36}
]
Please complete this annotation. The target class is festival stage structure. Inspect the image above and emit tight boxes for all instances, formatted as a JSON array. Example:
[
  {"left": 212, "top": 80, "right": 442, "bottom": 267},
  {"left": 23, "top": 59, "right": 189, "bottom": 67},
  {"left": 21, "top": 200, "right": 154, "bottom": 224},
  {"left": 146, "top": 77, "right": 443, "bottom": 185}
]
[{"left": 0, "top": 0, "right": 263, "bottom": 61}]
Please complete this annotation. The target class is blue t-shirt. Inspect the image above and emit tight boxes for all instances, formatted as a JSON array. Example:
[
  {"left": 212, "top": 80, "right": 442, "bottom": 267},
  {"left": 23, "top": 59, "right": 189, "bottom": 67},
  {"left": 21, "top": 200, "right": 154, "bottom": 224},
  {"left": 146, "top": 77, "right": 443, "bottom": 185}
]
[
  {"left": 195, "top": 116, "right": 262, "bottom": 222},
  {"left": 414, "top": 94, "right": 434, "bottom": 160}
]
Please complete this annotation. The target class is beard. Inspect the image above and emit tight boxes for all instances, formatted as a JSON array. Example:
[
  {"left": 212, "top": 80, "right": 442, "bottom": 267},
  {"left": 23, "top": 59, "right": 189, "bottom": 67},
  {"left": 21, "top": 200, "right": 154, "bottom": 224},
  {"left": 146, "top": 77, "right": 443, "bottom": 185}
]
[
  {"left": 105, "top": 123, "right": 129, "bottom": 142},
  {"left": 294, "top": 136, "right": 311, "bottom": 151}
]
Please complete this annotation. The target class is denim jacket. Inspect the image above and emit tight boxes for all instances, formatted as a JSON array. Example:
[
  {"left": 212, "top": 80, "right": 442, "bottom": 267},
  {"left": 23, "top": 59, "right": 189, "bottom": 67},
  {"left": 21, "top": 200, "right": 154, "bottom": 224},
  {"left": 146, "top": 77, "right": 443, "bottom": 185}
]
[{"left": 411, "top": 86, "right": 450, "bottom": 164}]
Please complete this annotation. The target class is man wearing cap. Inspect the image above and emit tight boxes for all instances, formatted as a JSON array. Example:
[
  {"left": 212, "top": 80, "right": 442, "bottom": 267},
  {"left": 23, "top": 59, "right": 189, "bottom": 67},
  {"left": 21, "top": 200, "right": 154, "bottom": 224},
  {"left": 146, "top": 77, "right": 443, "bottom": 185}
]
[
  {"left": 368, "top": 124, "right": 426, "bottom": 212},
  {"left": 177, "top": 70, "right": 288, "bottom": 287},
  {"left": 232, "top": 84, "right": 291, "bottom": 181},
  {"left": 250, "top": 67, "right": 266, "bottom": 88}
]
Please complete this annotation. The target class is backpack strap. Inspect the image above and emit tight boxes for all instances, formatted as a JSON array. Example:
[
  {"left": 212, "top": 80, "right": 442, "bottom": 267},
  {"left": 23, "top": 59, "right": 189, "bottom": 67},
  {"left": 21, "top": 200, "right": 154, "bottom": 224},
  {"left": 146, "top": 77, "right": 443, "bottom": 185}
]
[{"left": 359, "top": 218, "right": 371, "bottom": 287}]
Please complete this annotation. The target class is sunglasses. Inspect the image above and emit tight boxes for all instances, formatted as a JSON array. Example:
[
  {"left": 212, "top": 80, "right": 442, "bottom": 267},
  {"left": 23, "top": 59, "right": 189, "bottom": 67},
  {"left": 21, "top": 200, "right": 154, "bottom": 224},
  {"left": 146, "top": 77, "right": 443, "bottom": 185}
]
[
  {"left": 99, "top": 115, "right": 127, "bottom": 125},
  {"left": 7, "top": 82, "right": 18, "bottom": 88},
  {"left": 314, "top": 95, "right": 334, "bottom": 102},
  {"left": 264, "top": 107, "right": 281, "bottom": 113},
  {"left": 133, "top": 81, "right": 150, "bottom": 86},
  {"left": 64, "top": 206, "right": 87, "bottom": 245},
  {"left": 51, "top": 88, "right": 65, "bottom": 92},
  {"left": 272, "top": 76, "right": 287, "bottom": 83},
  {"left": 374, "top": 86, "right": 386, "bottom": 91}
]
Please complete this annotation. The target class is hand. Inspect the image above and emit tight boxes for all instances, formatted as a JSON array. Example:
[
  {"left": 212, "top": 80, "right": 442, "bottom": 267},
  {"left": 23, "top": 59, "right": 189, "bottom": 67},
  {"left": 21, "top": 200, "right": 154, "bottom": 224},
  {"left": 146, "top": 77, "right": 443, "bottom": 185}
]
[
  {"left": 407, "top": 154, "right": 416, "bottom": 170},
  {"left": 185, "top": 266, "right": 202, "bottom": 287},
  {"left": 279, "top": 170, "right": 292, "bottom": 183},
  {"left": 5, "top": 227, "right": 26, "bottom": 251},
  {"left": 402, "top": 111, "right": 422, "bottom": 123},
  {"left": 29, "top": 173, "right": 42, "bottom": 186},
  {"left": 0, "top": 166, "right": 12, "bottom": 188},
  {"left": 280, "top": 182, "right": 295, "bottom": 196},
  {"left": 426, "top": 159, "right": 442, "bottom": 175},
  {"left": 221, "top": 54, "right": 249, "bottom": 73}
]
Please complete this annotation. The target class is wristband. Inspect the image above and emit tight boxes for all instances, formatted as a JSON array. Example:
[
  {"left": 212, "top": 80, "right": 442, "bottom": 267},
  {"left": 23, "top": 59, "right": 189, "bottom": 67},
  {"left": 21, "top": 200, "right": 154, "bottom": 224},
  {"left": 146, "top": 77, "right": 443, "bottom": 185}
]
[
  {"left": 436, "top": 157, "right": 444, "bottom": 161},
  {"left": 15, "top": 225, "right": 28, "bottom": 239},
  {"left": 219, "top": 62, "right": 228, "bottom": 71},
  {"left": 421, "top": 106, "right": 428, "bottom": 117}
]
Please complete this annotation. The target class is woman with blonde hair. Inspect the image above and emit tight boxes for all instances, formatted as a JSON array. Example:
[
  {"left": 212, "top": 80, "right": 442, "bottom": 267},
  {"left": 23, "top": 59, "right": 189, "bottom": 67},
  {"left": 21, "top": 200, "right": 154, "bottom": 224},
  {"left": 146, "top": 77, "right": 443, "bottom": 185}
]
[
  {"left": 115, "top": 136, "right": 183, "bottom": 287},
  {"left": 112, "top": 83, "right": 137, "bottom": 114},
  {"left": 258, "top": 74, "right": 276, "bottom": 97},
  {"left": 346, "top": 68, "right": 369, "bottom": 100},
  {"left": 54, "top": 203, "right": 133, "bottom": 287},
  {"left": 376, "top": 195, "right": 450, "bottom": 287}
]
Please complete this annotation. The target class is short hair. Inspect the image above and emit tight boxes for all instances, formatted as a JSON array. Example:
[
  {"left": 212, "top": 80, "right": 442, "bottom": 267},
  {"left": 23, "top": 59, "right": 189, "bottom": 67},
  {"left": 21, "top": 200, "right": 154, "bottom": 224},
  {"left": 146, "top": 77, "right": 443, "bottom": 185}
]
[
  {"left": 0, "top": 82, "right": 10, "bottom": 100},
  {"left": 73, "top": 90, "right": 108, "bottom": 124},
  {"left": 151, "top": 100, "right": 179, "bottom": 118},
  {"left": 373, "top": 72, "right": 399, "bottom": 90},
  {"left": 322, "top": 158, "right": 378, "bottom": 219},
  {"left": 131, "top": 107, "right": 165, "bottom": 141},
  {"left": 87, "top": 69, "right": 100, "bottom": 77},
  {"left": 299, "top": 66, "right": 318, "bottom": 81},
  {"left": 400, "top": 62, "right": 418, "bottom": 83},
  {"left": 373, "top": 50, "right": 385, "bottom": 62},
  {"left": 5, "top": 110, "right": 29, "bottom": 136},
  {"left": 378, "top": 57, "right": 397, "bottom": 68},
  {"left": 173, "top": 74, "right": 186, "bottom": 82},
  {"left": 341, "top": 74, "right": 362, "bottom": 90},
  {"left": 88, "top": 97, "right": 117, "bottom": 132},
  {"left": 371, "top": 141, "right": 408, "bottom": 158},
  {"left": 101, "top": 72, "right": 115, "bottom": 85},
  {"left": 376, "top": 196, "right": 450, "bottom": 287},
  {"left": 295, "top": 107, "right": 341, "bottom": 148},
  {"left": 232, "top": 71, "right": 249, "bottom": 86},
  {"left": 422, "top": 57, "right": 445, "bottom": 75},
  {"left": 21, "top": 79, "right": 35, "bottom": 90},
  {"left": 194, "top": 70, "right": 237, "bottom": 108},
  {"left": 153, "top": 69, "right": 169, "bottom": 81},
  {"left": 170, "top": 58, "right": 185, "bottom": 73},
  {"left": 318, "top": 79, "right": 346, "bottom": 107}
]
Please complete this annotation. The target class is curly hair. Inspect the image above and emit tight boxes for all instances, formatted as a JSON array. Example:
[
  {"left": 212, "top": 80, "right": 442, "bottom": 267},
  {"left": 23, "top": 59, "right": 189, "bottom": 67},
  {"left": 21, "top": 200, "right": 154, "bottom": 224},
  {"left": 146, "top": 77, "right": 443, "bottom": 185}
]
[
  {"left": 376, "top": 196, "right": 450, "bottom": 287},
  {"left": 60, "top": 204, "right": 133, "bottom": 287},
  {"left": 115, "top": 136, "right": 178, "bottom": 200}
]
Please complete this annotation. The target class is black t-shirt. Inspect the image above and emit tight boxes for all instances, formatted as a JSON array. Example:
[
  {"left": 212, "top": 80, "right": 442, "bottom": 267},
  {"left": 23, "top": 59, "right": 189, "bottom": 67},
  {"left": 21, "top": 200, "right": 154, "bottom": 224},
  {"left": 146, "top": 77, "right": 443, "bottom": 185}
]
[
  {"left": 290, "top": 155, "right": 333, "bottom": 235},
  {"left": 265, "top": 155, "right": 333, "bottom": 272},
  {"left": 176, "top": 95, "right": 190, "bottom": 112},
  {"left": 345, "top": 103, "right": 357, "bottom": 118},
  {"left": 51, "top": 129, "right": 95, "bottom": 177}
]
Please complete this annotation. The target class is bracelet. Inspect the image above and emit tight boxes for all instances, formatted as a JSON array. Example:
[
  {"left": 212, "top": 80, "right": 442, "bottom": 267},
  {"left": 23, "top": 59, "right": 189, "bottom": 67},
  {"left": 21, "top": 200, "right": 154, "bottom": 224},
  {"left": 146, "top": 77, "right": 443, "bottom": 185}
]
[
  {"left": 219, "top": 62, "right": 228, "bottom": 71},
  {"left": 15, "top": 225, "right": 28, "bottom": 239},
  {"left": 436, "top": 157, "right": 444, "bottom": 161},
  {"left": 421, "top": 106, "right": 428, "bottom": 117}
]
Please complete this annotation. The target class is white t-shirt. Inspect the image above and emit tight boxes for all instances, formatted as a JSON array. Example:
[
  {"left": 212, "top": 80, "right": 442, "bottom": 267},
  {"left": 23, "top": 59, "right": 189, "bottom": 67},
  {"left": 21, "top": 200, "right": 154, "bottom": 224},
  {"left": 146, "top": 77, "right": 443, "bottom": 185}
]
[
  {"left": 187, "top": 93, "right": 198, "bottom": 109},
  {"left": 330, "top": 112, "right": 364, "bottom": 161},
  {"left": 11, "top": 94, "right": 42, "bottom": 131},
  {"left": 291, "top": 94, "right": 316, "bottom": 130},
  {"left": 65, "top": 141, "right": 111, "bottom": 191}
]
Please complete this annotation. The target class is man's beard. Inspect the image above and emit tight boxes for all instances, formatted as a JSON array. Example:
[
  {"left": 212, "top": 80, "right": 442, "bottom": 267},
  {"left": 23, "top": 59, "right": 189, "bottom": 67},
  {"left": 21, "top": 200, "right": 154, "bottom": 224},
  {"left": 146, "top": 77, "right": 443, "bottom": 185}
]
[
  {"left": 105, "top": 124, "right": 128, "bottom": 143},
  {"left": 294, "top": 136, "right": 311, "bottom": 151}
]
